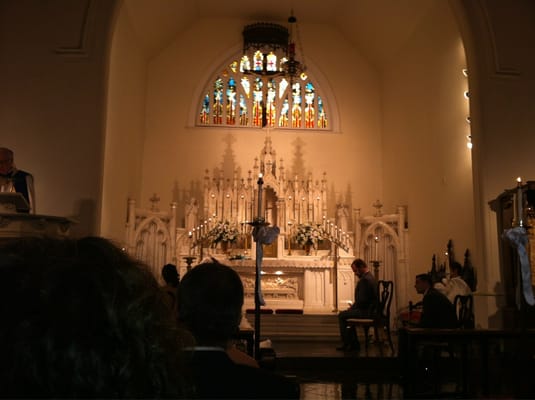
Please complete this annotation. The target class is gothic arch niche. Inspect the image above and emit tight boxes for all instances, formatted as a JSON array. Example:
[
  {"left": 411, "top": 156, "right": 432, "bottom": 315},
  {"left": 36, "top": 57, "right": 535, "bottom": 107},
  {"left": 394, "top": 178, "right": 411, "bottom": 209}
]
[
  {"left": 363, "top": 222, "right": 400, "bottom": 321},
  {"left": 355, "top": 206, "right": 409, "bottom": 322},
  {"left": 125, "top": 199, "right": 177, "bottom": 285}
]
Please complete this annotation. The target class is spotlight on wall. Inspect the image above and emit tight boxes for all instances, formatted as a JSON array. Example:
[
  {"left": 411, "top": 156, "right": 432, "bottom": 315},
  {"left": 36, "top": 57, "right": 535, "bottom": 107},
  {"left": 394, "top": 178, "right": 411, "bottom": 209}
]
[
  {"left": 464, "top": 91, "right": 470, "bottom": 99},
  {"left": 462, "top": 68, "right": 468, "bottom": 77},
  {"left": 466, "top": 135, "right": 473, "bottom": 149}
]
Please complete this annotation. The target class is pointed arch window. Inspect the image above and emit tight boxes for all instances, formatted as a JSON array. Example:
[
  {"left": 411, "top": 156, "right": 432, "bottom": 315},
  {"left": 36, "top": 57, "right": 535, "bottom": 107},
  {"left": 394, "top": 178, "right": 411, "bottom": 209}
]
[{"left": 197, "top": 59, "right": 329, "bottom": 130}]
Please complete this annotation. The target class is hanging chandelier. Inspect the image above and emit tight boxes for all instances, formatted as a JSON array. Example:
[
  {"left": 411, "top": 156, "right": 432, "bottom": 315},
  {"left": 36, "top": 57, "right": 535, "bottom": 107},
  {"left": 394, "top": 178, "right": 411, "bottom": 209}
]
[{"left": 240, "top": 13, "right": 307, "bottom": 81}]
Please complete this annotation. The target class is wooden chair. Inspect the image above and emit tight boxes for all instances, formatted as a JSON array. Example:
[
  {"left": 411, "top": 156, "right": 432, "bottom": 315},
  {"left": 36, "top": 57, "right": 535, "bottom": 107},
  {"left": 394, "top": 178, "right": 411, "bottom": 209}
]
[
  {"left": 416, "top": 294, "right": 475, "bottom": 396},
  {"left": 346, "top": 280, "right": 395, "bottom": 356},
  {"left": 454, "top": 294, "right": 474, "bottom": 329}
]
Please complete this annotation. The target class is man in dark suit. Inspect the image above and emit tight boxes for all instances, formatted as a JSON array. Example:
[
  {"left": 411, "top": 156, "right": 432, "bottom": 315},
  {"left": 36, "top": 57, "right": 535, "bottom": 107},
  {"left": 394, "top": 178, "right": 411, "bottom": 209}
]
[
  {"left": 178, "top": 261, "right": 300, "bottom": 399},
  {"left": 415, "top": 273, "right": 458, "bottom": 328},
  {"left": 337, "top": 258, "right": 378, "bottom": 351}
]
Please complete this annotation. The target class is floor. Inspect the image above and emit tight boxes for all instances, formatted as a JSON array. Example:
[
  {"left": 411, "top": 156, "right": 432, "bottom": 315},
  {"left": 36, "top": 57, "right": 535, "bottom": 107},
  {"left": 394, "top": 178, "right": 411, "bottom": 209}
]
[
  {"left": 243, "top": 313, "right": 535, "bottom": 399},
  {"left": 266, "top": 339, "right": 404, "bottom": 400},
  {"left": 241, "top": 313, "right": 404, "bottom": 399}
]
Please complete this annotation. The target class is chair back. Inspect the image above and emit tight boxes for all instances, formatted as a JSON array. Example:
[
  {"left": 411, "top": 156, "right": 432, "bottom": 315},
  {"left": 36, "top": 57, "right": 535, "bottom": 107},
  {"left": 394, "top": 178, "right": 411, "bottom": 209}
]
[
  {"left": 377, "top": 280, "right": 394, "bottom": 322},
  {"left": 453, "top": 294, "right": 474, "bottom": 329}
]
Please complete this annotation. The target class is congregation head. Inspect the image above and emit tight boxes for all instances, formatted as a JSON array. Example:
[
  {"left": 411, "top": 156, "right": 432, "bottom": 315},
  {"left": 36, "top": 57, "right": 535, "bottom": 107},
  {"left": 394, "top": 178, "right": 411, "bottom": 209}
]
[
  {"left": 450, "top": 261, "right": 463, "bottom": 277},
  {"left": 178, "top": 260, "right": 244, "bottom": 347},
  {"left": 162, "top": 263, "right": 180, "bottom": 287},
  {"left": 415, "top": 273, "right": 433, "bottom": 293},
  {"left": 0, "top": 236, "right": 189, "bottom": 398}
]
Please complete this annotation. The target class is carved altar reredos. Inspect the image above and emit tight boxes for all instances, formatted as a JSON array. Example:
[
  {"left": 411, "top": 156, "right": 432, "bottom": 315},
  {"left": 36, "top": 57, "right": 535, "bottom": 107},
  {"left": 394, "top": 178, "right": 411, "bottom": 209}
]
[
  {"left": 125, "top": 136, "right": 410, "bottom": 315},
  {"left": 201, "top": 136, "right": 334, "bottom": 259}
]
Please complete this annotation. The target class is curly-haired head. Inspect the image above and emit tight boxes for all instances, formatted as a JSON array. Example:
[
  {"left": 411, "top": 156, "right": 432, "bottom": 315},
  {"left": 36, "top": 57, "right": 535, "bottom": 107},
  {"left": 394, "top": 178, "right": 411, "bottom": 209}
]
[{"left": 0, "top": 236, "right": 191, "bottom": 398}]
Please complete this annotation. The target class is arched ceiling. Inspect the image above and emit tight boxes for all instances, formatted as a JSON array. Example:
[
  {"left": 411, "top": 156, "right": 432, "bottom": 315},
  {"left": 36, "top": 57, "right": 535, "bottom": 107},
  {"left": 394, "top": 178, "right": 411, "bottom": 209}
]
[{"left": 123, "top": 0, "right": 438, "bottom": 68}]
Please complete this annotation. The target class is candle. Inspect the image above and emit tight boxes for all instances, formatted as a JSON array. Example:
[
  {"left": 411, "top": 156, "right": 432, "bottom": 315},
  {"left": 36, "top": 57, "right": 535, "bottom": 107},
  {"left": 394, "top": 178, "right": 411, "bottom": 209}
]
[
  {"left": 517, "top": 177, "right": 523, "bottom": 227},
  {"left": 188, "top": 231, "right": 192, "bottom": 255},
  {"left": 374, "top": 236, "right": 379, "bottom": 260}
]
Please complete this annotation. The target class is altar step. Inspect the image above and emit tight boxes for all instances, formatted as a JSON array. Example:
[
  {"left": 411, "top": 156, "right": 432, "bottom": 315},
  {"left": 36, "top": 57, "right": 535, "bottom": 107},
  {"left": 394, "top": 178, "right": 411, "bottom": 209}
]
[{"left": 245, "top": 313, "right": 339, "bottom": 341}]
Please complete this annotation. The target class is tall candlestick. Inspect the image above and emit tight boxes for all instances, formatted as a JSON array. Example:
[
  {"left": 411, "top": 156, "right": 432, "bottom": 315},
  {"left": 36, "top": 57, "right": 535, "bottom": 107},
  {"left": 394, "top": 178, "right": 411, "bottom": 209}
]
[
  {"left": 374, "top": 236, "right": 379, "bottom": 260},
  {"left": 517, "top": 177, "right": 523, "bottom": 227},
  {"left": 257, "top": 173, "right": 263, "bottom": 218}
]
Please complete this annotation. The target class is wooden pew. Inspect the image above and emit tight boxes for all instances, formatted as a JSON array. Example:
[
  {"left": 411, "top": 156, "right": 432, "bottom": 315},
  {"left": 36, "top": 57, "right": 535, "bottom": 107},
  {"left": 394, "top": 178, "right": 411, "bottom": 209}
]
[{"left": 398, "top": 327, "right": 535, "bottom": 398}]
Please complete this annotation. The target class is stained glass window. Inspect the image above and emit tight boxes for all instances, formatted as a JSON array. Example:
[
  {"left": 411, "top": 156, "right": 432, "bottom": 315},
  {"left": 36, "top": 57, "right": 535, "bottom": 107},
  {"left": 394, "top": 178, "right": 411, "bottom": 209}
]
[
  {"left": 226, "top": 77, "right": 237, "bottom": 125},
  {"left": 212, "top": 78, "right": 223, "bottom": 125},
  {"left": 198, "top": 57, "right": 329, "bottom": 130}
]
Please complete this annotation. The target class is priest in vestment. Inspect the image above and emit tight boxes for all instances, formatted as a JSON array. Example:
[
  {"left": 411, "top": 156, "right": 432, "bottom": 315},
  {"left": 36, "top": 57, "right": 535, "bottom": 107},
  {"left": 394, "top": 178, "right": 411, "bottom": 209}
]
[{"left": 0, "top": 147, "right": 35, "bottom": 213}]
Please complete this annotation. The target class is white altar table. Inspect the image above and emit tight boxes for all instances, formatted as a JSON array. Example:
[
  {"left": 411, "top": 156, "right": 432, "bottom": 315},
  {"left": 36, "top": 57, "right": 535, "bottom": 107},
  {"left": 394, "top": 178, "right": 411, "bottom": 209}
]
[{"left": 213, "top": 256, "right": 347, "bottom": 314}]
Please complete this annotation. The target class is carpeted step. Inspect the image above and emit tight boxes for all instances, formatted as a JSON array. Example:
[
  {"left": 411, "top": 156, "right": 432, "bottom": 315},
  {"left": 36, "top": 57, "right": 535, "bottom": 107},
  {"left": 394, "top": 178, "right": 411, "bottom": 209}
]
[{"left": 245, "top": 313, "right": 340, "bottom": 341}]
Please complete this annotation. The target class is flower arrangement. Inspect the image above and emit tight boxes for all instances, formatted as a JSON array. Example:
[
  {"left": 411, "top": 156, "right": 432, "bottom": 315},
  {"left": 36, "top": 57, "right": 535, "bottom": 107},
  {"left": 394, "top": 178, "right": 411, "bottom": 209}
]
[
  {"left": 209, "top": 220, "right": 240, "bottom": 244},
  {"left": 295, "top": 222, "right": 325, "bottom": 248}
]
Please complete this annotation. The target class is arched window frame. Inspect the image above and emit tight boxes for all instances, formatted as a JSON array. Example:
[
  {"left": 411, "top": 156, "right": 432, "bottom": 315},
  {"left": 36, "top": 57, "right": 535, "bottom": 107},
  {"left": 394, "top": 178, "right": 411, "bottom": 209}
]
[{"left": 196, "top": 53, "right": 335, "bottom": 132}]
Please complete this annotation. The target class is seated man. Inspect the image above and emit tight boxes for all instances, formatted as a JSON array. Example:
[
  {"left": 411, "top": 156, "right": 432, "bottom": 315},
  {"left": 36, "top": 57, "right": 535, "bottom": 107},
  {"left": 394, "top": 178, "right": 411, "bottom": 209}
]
[
  {"left": 0, "top": 236, "right": 192, "bottom": 398},
  {"left": 414, "top": 273, "right": 458, "bottom": 328},
  {"left": 337, "top": 258, "right": 378, "bottom": 352},
  {"left": 434, "top": 261, "right": 471, "bottom": 303},
  {"left": 178, "top": 261, "right": 300, "bottom": 399}
]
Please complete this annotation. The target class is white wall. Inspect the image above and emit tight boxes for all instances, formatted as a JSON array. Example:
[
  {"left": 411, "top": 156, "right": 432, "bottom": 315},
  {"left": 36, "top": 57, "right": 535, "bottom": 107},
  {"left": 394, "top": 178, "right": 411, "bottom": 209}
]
[
  {"left": 102, "top": 4, "right": 148, "bottom": 243},
  {"left": 0, "top": 0, "right": 117, "bottom": 236},
  {"left": 381, "top": 1, "right": 475, "bottom": 305},
  {"left": 456, "top": 0, "right": 535, "bottom": 327}
]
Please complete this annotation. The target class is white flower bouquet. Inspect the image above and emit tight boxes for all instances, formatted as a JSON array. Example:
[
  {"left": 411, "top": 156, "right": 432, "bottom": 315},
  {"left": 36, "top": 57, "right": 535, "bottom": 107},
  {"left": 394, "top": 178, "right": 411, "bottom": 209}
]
[
  {"left": 210, "top": 220, "right": 240, "bottom": 243},
  {"left": 295, "top": 222, "right": 325, "bottom": 248}
]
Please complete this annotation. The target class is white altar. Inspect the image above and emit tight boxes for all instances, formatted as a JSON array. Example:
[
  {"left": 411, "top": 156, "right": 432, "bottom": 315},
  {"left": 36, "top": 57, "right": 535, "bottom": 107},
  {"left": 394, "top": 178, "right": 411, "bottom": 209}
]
[
  {"left": 124, "top": 137, "right": 409, "bottom": 316},
  {"left": 217, "top": 256, "right": 348, "bottom": 314}
]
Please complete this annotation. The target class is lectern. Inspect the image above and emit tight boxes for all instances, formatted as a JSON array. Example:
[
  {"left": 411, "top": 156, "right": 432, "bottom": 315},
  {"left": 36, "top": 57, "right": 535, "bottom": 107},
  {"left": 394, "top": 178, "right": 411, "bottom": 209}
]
[
  {"left": 0, "top": 192, "right": 30, "bottom": 213},
  {"left": 0, "top": 193, "right": 75, "bottom": 239}
]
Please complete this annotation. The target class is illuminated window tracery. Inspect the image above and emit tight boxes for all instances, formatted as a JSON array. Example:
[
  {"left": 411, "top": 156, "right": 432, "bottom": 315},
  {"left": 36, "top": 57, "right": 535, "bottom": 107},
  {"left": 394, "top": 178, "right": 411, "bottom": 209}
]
[{"left": 198, "top": 58, "right": 329, "bottom": 130}]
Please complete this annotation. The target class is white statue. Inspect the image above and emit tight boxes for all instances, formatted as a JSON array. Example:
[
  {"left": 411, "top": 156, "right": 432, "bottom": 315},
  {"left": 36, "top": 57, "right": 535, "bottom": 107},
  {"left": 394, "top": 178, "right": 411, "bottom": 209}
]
[
  {"left": 336, "top": 204, "right": 349, "bottom": 232},
  {"left": 185, "top": 198, "right": 198, "bottom": 231}
]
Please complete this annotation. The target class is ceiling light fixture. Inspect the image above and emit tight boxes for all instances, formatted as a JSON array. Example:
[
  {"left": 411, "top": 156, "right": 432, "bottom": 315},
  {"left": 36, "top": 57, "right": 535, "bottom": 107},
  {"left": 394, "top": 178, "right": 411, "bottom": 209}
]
[{"left": 240, "top": 12, "right": 307, "bottom": 82}]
